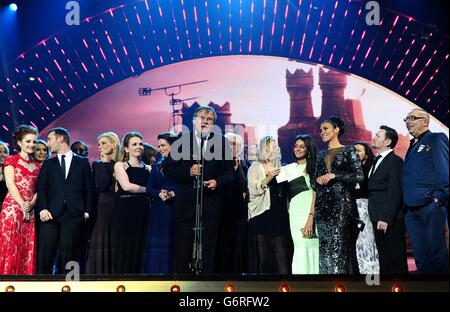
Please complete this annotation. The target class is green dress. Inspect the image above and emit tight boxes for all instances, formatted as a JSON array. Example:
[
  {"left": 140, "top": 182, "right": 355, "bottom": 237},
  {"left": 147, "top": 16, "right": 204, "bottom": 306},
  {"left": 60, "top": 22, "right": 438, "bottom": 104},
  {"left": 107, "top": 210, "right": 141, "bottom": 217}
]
[{"left": 288, "top": 163, "right": 319, "bottom": 274}]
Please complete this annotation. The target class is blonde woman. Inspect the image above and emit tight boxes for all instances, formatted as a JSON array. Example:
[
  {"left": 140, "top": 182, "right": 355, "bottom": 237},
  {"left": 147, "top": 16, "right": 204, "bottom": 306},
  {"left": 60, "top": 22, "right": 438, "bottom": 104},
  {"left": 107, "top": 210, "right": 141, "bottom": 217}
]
[
  {"left": 33, "top": 139, "right": 50, "bottom": 163},
  {"left": 247, "top": 136, "right": 292, "bottom": 274},
  {"left": 86, "top": 132, "right": 121, "bottom": 274}
]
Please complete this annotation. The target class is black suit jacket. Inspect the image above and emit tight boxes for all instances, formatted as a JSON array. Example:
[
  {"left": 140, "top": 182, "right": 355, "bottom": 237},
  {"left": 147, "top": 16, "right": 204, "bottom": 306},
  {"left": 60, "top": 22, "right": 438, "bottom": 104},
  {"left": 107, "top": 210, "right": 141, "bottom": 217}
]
[
  {"left": 162, "top": 131, "right": 235, "bottom": 220},
  {"left": 368, "top": 151, "right": 404, "bottom": 225},
  {"left": 37, "top": 154, "right": 95, "bottom": 219}
]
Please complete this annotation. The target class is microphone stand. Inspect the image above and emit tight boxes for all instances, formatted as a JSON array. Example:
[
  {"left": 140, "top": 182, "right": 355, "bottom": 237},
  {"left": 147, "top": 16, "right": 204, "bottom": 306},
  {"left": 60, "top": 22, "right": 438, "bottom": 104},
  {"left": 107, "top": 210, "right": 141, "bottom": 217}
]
[{"left": 190, "top": 135, "right": 205, "bottom": 274}]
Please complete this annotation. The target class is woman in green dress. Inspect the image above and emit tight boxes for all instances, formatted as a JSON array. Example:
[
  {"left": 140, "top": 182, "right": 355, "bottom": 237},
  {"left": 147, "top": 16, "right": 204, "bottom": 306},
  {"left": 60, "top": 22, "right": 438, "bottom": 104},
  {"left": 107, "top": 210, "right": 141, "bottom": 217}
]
[{"left": 288, "top": 134, "right": 319, "bottom": 274}]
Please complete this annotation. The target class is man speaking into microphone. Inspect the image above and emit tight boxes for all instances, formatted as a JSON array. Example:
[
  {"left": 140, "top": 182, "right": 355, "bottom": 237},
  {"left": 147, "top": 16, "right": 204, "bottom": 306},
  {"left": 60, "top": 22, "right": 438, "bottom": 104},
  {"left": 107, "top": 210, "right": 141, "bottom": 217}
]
[{"left": 162, "top": 106, "right": 234, "bottom": 274}]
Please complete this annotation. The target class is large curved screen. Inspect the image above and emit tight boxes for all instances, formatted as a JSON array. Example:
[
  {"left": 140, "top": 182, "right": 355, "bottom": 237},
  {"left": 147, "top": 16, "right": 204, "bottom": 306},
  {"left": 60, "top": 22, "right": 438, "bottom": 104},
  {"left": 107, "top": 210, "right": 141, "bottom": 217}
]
[{"left": 41, "top": 55, "right": 448, "bottom": 162}]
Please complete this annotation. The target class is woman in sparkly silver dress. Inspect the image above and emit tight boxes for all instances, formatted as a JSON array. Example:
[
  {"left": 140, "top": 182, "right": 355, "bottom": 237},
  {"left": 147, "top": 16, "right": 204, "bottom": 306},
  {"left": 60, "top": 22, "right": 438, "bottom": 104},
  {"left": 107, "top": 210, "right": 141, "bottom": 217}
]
[{"left": 315, "top": 116, "right": 363, "bottom": 274}]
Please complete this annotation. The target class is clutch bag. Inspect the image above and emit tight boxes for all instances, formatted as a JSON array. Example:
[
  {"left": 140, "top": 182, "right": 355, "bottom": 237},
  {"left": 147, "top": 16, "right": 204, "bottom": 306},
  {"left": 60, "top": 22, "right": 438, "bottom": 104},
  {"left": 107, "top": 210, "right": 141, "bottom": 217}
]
[{"left": 300, "top": 227, "right": 318, "bottom": 239}]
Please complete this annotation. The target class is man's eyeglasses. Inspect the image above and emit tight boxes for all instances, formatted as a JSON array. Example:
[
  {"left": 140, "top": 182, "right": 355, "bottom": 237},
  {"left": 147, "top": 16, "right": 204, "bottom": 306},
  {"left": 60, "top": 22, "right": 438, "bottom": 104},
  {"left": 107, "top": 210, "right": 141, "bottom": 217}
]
[{"left": 403, "top": 116, "right": 426, "bottom": 122}]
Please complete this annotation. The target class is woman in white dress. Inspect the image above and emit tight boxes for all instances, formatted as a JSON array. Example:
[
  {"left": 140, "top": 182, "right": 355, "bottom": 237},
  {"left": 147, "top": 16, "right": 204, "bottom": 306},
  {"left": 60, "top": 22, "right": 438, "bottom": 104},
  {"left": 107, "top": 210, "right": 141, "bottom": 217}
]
[{"left": 288, "top": 135, "right": 319, "bottom": 274}]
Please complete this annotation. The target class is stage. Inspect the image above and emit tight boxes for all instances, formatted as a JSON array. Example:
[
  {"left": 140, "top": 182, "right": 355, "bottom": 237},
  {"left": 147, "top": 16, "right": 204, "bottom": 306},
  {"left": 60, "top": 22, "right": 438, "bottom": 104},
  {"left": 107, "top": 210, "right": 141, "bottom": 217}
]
[
  {"left": 0, "top": 1, "right": 448, "bottom": 306},
  {"left": 1, "top": 276, "right": 448, "bottom": 292}
]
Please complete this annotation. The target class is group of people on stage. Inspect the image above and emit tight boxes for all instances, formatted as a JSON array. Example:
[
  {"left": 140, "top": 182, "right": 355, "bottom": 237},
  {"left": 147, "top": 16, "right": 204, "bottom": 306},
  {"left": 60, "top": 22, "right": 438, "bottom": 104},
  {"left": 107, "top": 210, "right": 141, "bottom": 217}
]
[{"left": 0, "top": 106, "right": 448, "bottom": 275}]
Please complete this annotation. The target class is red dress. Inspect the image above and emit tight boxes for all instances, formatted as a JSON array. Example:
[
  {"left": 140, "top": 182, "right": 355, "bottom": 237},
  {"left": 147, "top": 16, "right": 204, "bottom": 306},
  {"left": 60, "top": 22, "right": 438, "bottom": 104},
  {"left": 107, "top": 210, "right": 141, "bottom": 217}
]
[{"left": 0, "top": 154, "right": 41, "bottom": 274}]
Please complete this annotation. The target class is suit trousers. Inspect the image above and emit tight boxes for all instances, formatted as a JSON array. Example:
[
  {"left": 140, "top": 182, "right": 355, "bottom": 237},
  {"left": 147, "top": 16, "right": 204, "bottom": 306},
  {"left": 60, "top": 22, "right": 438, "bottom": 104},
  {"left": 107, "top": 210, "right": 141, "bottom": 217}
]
[
  {"left": 172, "top": 195, "right": 221, "bottom": 274},
  {"left": 38, "top": 208, "right": 84, "bottom": 274},
  {"left": 404, "top": 201, "right": 449, "bottom": 274},
  {"left": 373, "top": 218, "right": 408, "bottom": 275}
]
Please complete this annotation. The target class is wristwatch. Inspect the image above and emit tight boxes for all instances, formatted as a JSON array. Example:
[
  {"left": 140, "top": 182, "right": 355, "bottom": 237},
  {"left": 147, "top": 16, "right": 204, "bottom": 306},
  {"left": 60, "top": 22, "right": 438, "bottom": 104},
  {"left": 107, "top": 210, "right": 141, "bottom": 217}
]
[{"left": 433, "top": 197, "right": 443, "bottom": 207}]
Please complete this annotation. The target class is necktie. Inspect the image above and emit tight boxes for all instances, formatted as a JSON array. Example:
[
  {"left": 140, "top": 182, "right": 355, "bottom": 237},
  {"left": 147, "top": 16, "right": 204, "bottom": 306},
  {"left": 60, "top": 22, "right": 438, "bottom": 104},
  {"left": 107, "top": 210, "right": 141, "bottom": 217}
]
[
  {"left": 200, "top": 136, "right": 206, "bottom": 149},
  {"left": 61, "top": 155, "right": 66, "bottom": 179},
  {"left": 197, "top": 134, "right": 206, "bottom": 155},
  {"left": 198, "top": 136, "right": 206, "bottom": 162},
  {"left": 369, "top": 155, "right": 381, "bottom": 178}
]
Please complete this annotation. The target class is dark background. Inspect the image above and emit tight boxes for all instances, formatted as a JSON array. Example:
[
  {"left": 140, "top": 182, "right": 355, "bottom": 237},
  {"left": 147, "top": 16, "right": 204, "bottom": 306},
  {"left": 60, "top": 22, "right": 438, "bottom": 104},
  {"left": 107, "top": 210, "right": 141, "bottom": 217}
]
[{"left": 0, "top": 0, "right": 448, "bottom": 63}]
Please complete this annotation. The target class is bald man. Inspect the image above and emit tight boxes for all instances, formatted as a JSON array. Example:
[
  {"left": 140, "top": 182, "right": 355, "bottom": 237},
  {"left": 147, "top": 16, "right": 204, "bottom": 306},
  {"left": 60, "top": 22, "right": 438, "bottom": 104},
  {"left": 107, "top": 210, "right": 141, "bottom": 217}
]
[{"left": 403, "top": 109, "right": 448, "bottom": 275}]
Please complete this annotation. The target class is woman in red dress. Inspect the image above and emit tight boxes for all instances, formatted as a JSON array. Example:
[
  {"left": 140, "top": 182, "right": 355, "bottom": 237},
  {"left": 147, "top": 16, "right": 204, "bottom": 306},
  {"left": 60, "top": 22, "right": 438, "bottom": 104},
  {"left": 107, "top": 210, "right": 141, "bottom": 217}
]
[{"left": 0, "top": 125, "right": 41, "bottom": 274}]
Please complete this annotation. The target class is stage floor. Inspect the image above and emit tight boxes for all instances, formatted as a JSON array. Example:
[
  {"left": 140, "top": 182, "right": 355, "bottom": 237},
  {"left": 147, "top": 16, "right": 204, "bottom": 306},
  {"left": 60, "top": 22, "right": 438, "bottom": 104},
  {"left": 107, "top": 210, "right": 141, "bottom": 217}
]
[{"left": 0, "top": 276, "right": 448, "bottom": 292}]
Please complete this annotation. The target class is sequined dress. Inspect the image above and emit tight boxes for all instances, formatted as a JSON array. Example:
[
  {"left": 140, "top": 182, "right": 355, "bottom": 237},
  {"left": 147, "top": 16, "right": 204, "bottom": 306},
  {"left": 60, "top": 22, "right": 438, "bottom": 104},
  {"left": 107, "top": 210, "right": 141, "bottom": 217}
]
[{"left": 315, "top": 146, "right": 363, "bottom": 274}]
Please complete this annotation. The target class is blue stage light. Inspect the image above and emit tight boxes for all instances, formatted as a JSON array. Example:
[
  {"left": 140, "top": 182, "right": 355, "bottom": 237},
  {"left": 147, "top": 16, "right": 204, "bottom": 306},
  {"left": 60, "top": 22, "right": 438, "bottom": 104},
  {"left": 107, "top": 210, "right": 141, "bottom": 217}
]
[{"left": 9, "top": 3, "right": 18, "bottom": 12}]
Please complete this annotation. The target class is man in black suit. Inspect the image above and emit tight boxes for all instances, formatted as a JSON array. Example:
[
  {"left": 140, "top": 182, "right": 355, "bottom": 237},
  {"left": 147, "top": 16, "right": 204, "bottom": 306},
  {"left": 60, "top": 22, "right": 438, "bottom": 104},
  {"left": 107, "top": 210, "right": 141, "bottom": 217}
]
[
  {"left": 163, "top": 106, "right": 235, "bottom": 274},
  {"left": 37, "top": 128, "right": 95, "bottom": 274},
  {"left": 368, "top": 125, "right": 408, "bottom": 275}
]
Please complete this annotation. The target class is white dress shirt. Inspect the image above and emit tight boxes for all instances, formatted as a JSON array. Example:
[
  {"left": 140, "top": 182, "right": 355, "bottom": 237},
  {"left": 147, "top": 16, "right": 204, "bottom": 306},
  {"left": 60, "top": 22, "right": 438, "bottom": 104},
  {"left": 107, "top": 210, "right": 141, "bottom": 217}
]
[
  {"left": 369, "top": 148, "right": 393, "bottom": 178},
  {"left": 57, "top": 150, "right": 73, "bottom": 179},
  {"left": 194, "top": 130, "right": 209, "bottom": 151}
]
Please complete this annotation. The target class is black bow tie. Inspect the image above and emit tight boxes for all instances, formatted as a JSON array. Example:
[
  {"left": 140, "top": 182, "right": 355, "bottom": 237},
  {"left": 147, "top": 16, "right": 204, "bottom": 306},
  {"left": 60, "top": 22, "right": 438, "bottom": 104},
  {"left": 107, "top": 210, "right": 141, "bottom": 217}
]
[{"left": 369, "top": 155, "right": 382, "bottom": 176}]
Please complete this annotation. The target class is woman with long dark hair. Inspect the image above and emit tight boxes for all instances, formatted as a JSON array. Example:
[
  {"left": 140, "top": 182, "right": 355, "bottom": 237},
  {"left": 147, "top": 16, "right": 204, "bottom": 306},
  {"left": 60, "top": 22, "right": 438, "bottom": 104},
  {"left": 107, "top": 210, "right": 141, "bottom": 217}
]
[
  {"left": 315, "top": 116, "right": 363, "bottom": 274},
  {"left": 288, "top": 134, "right": 319, "bottom": 274},
  {"left": 142, "top": 132, "right": 177, "bottom": 274},
  {"left": 353, "top": 141, "right": 379, "bottom": 274}
]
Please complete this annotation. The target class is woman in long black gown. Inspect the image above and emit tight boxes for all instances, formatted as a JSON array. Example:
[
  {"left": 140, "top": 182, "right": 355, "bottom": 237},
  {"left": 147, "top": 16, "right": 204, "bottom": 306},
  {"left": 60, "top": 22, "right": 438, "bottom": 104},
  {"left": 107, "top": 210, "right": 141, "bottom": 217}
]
[
  {"left": 111, "top": 132, "right": 150, "bottom": 274},
  {"left": 315, "top": 116, "right": 363, "bottom": 274},
  {"left": 87, "top": 132, "right": 121, "bottom": 274}
]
